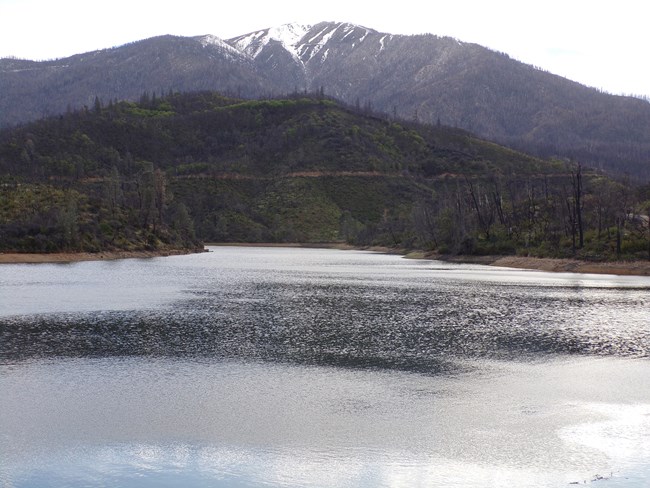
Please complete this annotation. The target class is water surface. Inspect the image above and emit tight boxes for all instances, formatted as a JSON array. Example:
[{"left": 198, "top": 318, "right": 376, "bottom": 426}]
[{"left": 1, "top": 246, "right": 649, "bottom": 487}]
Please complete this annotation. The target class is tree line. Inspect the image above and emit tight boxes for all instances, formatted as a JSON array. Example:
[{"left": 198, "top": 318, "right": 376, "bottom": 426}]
[{"left": 0, "top": 91, "right": 648, "bottom": 260}]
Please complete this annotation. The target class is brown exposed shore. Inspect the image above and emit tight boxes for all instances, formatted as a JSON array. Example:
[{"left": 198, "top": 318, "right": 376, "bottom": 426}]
[
  {"left": 428, "top": 254, "right": 650, "bottom": 276},
  {"left": 211, "top": 243, "right": 650, "bottom": 276},
  {"left": 0, "top": 248, "right": 207, "bottom": 264}
]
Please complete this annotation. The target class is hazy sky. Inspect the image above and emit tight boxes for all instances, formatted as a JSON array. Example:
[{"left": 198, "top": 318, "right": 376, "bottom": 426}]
[{"left": 1, "top": 0, "right": 648, "bottom": 97}]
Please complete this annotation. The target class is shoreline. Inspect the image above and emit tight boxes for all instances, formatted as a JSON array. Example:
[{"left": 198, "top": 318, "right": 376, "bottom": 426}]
[
  {"left": 209, "top": 243, "right": 650, "bottom": 276},
  {"left": 0, "top": 248, "right": 207, "bottom": 264},
  {"left": 428, "top": 253, "right": 650, "bottom": 276},
  {"left": 2, "top": 243, "right": 650, "bottom": 276},
  {"left": 379, "top": 248, "right": 650, "bottom": 276}
]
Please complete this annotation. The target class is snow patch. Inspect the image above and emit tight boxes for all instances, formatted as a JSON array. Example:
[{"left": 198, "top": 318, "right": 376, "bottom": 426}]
[
  {"left": 268, "top": 23, "right": 311, "bottom": 60},
  {"left": 230, "top": 23, "right": 311, "bottom": 62},
  {"left": 378, "top": 34, "right": 393, "bottom": 52},
  {"left": 270, "top": 24, "right": 310, "bottom": 49},
  {"left": 339, "top": 24, "right": 370, "bottom": 43},
  {"left": 304, "top": 24, "right": 341, "bottom": 61},
  {"left": 379, "top": 35, "right": 387, "bottom": 51},
  {"left": 341, "top": 26, "right": 355, "bottom": 41},
  {"left": 231, "top": 30, "right": 269, "bottom": 58},
  {"left": 308, "top": 25, "right": 330, "bottom": 43},
  {"left": 228, "top": 22, "right": 376, "bottom": 66},
  {"left": 196, "top": 35, "right": 245, "bottom": 60}
]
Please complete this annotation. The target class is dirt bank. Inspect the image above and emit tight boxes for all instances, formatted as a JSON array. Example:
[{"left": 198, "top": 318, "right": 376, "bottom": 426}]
[
  {"left": 416, "top": 253, "right": 650, "bottom": 276},
  {"left": 210, "top": 243, "right": 650, "bottom": 276},
  {"left": 489, "top": 255, "right": 650, "bottom": 276},
  {"left": 0, "top": 248, "right": 207, "bottom": 264},
  {"left": 3, "top": 244, "right": 649, "bottom": 276}
]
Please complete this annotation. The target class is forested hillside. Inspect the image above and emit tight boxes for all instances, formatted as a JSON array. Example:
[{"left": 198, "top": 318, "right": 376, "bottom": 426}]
[
  {"left": 3, "top": 23, "right": 650, "bottom": 178},
  {"left": 1, "top": 92, "right": 648, "bottom": 259}
]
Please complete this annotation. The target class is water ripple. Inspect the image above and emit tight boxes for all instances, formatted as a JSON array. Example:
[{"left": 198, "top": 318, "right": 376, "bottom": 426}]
[{"left": 2, "top": 275, "right": 648, "bottom": 371}]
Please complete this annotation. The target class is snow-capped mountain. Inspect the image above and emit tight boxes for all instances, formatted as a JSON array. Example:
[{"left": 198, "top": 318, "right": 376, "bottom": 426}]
[
  {"left": 230, "top": 23, "right": 312, "bottom": 60},
  {"left": 230, "top": 22, "right": 378, "bottom": 64},
  {"left": 1, "top": 21, "right": 649, "bottom": 177},
  {"left": 227, "top": 22, "right": 385, "bottom": 86}
]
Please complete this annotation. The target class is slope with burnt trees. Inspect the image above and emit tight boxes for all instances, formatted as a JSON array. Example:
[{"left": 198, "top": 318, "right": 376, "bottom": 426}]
[{"left": 0, "top": 91, "right": 648, "bottom": 259}]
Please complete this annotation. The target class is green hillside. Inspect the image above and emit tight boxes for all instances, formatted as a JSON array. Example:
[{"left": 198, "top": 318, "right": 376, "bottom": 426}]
[{"left": 0, "top": 92, "right": 648, "bottom": 260}]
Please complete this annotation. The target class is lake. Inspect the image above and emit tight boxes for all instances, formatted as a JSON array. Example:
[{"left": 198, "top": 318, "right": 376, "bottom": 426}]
[{"left": 1, "top": 246, "right": 649, "bottom": 487}]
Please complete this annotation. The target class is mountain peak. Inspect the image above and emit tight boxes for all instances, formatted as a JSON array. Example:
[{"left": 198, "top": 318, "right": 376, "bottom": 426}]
[
  {"left": 229, "top": 23, "right": 312, "bottom": 60},
  {"left": 228, "top": 21, "right": 379, "bottom": 65},
  {"left": 269, "top": 23, "right": 312, "bottom": 49}
]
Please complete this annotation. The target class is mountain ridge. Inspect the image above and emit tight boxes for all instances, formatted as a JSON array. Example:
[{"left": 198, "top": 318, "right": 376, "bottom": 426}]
[{"left": 2, "top": 21, "right": 649, "bottom": 178}]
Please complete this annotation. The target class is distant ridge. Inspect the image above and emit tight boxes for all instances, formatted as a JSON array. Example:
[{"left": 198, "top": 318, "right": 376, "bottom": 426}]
[{"left": 1, "top": 22, "right": 649, "bottom": 178}]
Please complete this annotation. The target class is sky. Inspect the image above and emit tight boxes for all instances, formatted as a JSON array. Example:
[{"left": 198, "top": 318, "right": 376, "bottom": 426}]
[{"left": 1, "top": 0, "right": 648, "bottom": 98}]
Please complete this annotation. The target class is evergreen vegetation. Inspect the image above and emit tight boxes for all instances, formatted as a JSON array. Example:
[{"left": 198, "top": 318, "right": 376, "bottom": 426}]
[
  {"left": 1, "top": 91, "right": 648, "bottom": 260},
  {"left": 3, "top": 27, "right": 650, "bottom": 179}
]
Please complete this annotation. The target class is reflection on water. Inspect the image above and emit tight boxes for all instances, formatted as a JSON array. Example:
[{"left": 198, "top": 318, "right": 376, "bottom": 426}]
[
  {"left": 1, "top": 247, "right": 650, "bottom": 487},
  {"left": 2, "top": 357, "right": 650, "bottom": 488}
]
